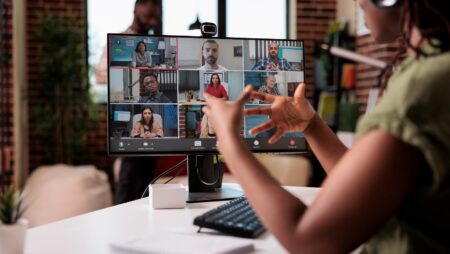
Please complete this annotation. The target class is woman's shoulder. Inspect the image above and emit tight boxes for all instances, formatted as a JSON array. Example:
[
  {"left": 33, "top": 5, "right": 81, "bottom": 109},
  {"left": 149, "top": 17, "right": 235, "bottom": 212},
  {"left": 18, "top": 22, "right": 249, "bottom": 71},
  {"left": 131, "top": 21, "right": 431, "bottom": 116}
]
[
  {"left": 386, "top": 52, "right": 450, "bottom": 105},
  {"left": 359, "top": 51, "right": 450, "bottom": 132},
  {"left": 404, "top": 52, "right": 450, "bottom": 89},
  {"left": 415, "top": 51, "right": 450, "bottom": 78}
]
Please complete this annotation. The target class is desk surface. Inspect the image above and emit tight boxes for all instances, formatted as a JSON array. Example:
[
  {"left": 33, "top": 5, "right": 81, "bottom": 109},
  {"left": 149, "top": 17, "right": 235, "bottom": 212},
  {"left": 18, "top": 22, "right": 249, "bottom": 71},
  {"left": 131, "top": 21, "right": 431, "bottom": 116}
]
[{"left": 25, "top": 184, "right": 320, "bottom": 254}]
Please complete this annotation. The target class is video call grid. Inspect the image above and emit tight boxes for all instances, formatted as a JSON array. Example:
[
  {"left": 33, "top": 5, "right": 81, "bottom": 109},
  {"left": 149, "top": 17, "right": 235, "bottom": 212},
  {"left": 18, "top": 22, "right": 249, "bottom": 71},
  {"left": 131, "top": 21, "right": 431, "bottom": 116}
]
[{"left": 108, "top": 35, "right": 305, "bottom": 142}]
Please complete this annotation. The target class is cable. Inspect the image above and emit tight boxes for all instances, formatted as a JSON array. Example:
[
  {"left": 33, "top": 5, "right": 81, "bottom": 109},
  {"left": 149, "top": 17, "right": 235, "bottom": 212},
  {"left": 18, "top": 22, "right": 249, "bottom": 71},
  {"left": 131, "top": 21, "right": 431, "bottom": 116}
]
[
  {"left": 150, "top": 158, "right": 187, "bottom": 184},
  {"left": 140, "top": 159, "right": 186, "bottom": 198},
  {"left": 195, "top": 154, "right": 222, "bottom": 186},
  {"left": 163, "top": 166, "right": 187, "bottom": 184},
  {"left": 140, "top": 158, "right": 187, "bottom": 199}
]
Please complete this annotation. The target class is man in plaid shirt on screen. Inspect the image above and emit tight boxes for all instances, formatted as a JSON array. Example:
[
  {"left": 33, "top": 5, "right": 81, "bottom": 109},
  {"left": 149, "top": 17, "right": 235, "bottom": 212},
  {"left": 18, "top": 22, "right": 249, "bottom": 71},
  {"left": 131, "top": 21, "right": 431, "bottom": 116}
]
[{"left": 251, "top": 42, "right": 292, "bottom": 71}]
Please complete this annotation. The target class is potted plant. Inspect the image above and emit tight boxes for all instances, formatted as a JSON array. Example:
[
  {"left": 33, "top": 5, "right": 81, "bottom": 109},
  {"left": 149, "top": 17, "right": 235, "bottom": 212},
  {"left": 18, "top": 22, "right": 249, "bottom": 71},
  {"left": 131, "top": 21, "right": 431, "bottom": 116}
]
[
  {"left": 32, "top": 12, "right": 97, "bottom": 165},
  {"left": 0, "top": 187, "right": 27, "bottom": 254}
]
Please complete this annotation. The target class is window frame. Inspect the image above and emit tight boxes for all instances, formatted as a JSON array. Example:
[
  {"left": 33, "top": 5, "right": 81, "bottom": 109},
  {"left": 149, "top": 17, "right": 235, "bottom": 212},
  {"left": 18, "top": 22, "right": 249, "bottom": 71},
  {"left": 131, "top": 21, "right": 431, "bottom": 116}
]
[{"left": 162, "top": 0, "right": 290, "bottom": 39}]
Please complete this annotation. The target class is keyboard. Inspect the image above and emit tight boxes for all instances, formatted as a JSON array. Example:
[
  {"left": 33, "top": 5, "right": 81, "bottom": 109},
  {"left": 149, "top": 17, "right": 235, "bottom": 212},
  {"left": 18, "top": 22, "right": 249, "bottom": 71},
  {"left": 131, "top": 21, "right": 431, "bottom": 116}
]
[{"left": 193, "top": 197, "right": 266, "bottom": 238}]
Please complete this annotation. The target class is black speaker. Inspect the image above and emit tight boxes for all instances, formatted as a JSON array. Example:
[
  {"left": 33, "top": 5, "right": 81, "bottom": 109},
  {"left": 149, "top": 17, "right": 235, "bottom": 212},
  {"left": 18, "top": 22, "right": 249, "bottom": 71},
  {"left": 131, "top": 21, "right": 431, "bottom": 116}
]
[{"left": 372, "top": 0, "right": 402, "bottom": 9}]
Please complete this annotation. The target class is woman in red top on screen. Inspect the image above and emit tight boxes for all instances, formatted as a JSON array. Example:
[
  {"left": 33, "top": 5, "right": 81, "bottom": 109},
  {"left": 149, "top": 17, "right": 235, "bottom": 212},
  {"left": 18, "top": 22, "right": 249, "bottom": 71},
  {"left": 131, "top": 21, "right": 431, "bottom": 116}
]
[{"left": 205, "top": 73, "right": 228, "bottom": 100}]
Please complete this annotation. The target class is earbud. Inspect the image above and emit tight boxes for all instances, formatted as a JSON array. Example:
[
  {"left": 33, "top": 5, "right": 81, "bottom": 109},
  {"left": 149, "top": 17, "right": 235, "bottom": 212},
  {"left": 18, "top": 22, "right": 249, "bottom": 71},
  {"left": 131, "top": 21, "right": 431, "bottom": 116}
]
[{"left": 372, "top": 0, "right": 401, "bottom": 9}]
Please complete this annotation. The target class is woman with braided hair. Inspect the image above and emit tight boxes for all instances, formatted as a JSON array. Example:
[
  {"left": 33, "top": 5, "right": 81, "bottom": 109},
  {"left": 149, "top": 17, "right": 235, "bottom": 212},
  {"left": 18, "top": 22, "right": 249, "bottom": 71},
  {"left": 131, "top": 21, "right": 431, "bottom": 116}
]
[{"left": 202, "top": 0, "right": 450, "bottom": 252}]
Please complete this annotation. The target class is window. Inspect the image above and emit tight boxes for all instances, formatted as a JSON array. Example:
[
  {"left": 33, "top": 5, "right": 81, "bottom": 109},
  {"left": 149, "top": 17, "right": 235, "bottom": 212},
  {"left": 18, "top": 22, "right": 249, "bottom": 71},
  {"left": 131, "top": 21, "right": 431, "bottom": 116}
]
[
  {"left": 226, "top": 0, "right": 287, "bottom": 39},
  {"left": 88, "top": 0, "right": 134, "bottom": 73},
  {"left": 87, "top": 0, "right": 136, "bottom": 102},
  {"left": 88, "top": 0, "right": 289, "bottom": 102},
  {"left": 163, "top": 0, "right": 218, "bottom": 36}
]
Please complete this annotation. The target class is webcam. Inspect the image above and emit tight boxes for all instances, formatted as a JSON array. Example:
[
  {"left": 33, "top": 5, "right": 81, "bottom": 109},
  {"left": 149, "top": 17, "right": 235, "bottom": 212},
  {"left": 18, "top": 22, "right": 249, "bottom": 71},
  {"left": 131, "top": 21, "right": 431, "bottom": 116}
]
[{"left": 201, "top": 22, "right": 217, "bottom": 38}]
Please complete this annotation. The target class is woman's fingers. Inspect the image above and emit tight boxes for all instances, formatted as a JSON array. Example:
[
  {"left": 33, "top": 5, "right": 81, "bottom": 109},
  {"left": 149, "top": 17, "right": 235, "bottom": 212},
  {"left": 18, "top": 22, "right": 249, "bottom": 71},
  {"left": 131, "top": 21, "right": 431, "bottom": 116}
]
[
  {"left": 244, "top": 107, "right": 272, "bottom": 116},
  {"left": 249, "top": 120, "right": 275, "bottom": 135},
  {"left": 251, "top": 91, "right": 276, "bottom": 103},
  {"left": 203, "top": 92, "right": 217, "bottom": 103},
  {"left": 268, "top": 128, "right": 285, "bottom": 144},
  {"left": 294, "top": 83, "right": 306, "bottom": 100},
  {"left": 236, "top": 85, "right": 253, "bottom": 107},
  {"left": 202, "top": 105, "right": 211, "bottom": 115},
  {"left": 203, "top": 93, "right": 223, "bottom": 113}
]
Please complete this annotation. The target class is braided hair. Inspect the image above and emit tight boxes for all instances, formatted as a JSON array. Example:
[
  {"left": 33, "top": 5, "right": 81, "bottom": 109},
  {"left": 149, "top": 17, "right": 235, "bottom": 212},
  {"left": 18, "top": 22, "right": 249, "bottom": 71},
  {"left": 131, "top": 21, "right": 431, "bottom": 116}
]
[{"left": 380, "top": 0, "right": 449, "bottom": 91}]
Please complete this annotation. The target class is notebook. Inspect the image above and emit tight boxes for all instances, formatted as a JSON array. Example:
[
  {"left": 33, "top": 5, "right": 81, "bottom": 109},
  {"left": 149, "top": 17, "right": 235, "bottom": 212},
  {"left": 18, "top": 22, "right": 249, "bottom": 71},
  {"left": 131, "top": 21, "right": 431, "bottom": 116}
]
[{"left": 110, "top": 232, "right": 254, "bottom": 254}]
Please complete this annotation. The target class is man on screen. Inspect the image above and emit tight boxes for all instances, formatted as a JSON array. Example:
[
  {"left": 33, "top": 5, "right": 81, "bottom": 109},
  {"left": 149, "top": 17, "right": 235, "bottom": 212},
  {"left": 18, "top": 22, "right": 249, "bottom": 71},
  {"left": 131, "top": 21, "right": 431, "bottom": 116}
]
[
  {"left": 198, "top": 39, "right": 228, "bottom": 71},
  {"left": 138, "top": 72, "right": 172, "bottom": 103},
  {"left": 251, "top": 42, "right": 292, "bottom": 71}
]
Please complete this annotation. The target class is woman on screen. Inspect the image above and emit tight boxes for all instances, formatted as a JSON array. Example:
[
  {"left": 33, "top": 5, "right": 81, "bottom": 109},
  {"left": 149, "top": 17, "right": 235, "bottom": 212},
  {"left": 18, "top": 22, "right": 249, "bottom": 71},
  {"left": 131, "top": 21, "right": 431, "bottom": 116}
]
[
  {"left": 202, "top": 0, "right": 450, "bottom": 253},
  {"left": 130, "top": 107, "right": 163, "bottom": 138},
  {"left": 131, "top": 41, "right": 152, "bottom": 68},
  {"left": 205, "top": 73, "right": 228, "bottom": 100}
]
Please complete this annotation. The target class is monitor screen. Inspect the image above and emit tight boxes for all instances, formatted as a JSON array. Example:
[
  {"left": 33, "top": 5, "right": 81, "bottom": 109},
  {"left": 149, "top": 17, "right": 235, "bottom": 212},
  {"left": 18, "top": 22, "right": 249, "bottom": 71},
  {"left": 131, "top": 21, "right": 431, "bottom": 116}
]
[{"left": 107, "top": 34, "right": 306, "bottom": 155}]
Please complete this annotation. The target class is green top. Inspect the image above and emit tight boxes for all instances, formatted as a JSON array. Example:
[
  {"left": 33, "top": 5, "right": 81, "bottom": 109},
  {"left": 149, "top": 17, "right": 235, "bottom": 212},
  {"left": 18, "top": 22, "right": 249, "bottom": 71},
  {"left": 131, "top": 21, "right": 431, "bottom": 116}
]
[{"left": 355, "top": 47, "right": 450, "bottom": 253}]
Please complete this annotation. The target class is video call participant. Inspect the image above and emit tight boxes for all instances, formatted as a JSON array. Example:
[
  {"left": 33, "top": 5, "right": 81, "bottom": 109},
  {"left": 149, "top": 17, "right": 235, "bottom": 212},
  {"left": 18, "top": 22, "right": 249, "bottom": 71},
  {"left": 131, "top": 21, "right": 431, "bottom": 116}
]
[
  {"left": 95, "top": 0, "right": 161, "bottom": 84},
  {"left": 130, "top": 106, "right": 163, "bottom": 138},
  {"left": 253, "top": 75, "right": 280, "bottom": 104},
  {"left": 205, "top": 73, "right": 228, "bottom": 100},
  {"left": 138, "top": 72, "right": 172, "bottom": 103},
  {"left": 251, "top": 42, "right": 292, "bottom": 71},
  {"left": 132, "top": 41, "right": 152, "bottom": 68},
  {"left": 198, "top": 39, "right": 228, "bottom": 71}
]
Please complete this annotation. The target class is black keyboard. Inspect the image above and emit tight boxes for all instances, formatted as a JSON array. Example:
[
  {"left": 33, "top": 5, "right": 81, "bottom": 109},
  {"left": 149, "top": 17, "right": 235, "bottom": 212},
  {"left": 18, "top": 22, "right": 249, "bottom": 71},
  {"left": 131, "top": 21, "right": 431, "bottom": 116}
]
[{"left": 193, "top": 197, "right": 266, "bottom": 238}]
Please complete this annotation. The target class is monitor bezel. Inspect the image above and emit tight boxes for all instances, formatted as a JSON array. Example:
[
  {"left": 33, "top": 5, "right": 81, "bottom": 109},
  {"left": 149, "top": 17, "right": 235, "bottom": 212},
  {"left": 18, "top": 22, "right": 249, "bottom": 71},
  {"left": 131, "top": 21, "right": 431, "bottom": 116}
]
[{"left": 107, "top": 33, "right": 307, "bottom": 156}]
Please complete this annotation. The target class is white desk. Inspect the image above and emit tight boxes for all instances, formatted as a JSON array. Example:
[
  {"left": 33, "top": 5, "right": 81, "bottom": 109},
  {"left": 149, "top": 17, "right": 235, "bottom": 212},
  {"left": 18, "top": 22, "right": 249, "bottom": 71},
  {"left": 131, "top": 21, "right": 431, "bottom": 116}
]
[{"left": 24, "top": 184, "right": 320, "bottom": 254}]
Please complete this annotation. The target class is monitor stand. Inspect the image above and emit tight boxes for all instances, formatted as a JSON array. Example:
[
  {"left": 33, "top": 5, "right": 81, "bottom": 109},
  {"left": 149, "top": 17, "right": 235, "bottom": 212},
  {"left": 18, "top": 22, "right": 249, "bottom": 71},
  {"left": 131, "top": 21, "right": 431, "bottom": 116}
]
[{"left": 186, "top": 154, "right": 243, "bottom": 203}]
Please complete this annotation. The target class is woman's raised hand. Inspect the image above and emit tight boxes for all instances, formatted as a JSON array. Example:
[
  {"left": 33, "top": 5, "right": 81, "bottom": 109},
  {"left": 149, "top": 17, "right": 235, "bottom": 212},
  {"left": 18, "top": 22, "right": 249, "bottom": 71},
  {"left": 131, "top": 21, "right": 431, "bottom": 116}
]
[
  {"left": 202, "top": 86, "right": 253, "bottom": 144},
  {"left": 245, "top": 83, "right": 316, "bottom": 144}
]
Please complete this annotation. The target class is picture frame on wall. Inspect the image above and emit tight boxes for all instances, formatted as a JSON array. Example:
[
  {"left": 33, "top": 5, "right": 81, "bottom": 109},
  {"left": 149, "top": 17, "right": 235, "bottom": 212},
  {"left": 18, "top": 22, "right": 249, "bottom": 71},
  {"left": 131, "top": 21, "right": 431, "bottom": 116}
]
[{"left": 233, "top": 46, "right": 242, "bottom": 57}]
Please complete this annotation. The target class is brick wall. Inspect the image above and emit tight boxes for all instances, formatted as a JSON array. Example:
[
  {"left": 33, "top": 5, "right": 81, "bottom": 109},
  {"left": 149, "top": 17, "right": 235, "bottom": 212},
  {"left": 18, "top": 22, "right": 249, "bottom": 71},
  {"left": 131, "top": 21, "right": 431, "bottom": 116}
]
[
  {"left": 296, "top": 0, "right": 337, "bottom": 99},
  {"left": 355, "top": 35, "right": 400, "bottom": 114},
  {"left": 0, "top": 0, "right": 13, "bottom": 188}
]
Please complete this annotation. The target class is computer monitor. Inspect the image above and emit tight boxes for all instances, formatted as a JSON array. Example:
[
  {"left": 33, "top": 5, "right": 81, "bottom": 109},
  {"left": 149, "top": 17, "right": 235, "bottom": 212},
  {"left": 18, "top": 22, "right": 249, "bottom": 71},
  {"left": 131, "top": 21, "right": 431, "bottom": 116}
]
[{"left": 107, "top": 34, "right": 306, "bottom": 202}]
